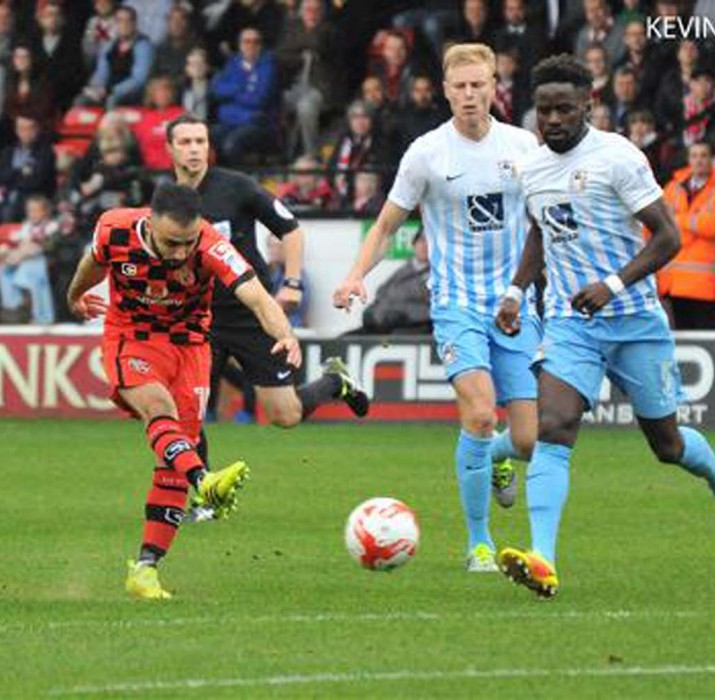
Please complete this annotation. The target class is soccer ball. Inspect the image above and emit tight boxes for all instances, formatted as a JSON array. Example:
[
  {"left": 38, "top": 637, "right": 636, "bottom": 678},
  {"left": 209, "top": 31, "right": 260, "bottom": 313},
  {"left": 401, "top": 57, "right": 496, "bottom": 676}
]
[{"left": 344, "top": 497, "right": 419, "bottom": 571}]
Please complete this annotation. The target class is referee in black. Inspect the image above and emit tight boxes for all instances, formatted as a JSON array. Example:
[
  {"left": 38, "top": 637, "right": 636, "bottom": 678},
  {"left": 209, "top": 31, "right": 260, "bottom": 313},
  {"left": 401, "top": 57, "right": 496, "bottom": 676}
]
[{"left": 166, "top": 114, "right": 368, "bottom": 440}]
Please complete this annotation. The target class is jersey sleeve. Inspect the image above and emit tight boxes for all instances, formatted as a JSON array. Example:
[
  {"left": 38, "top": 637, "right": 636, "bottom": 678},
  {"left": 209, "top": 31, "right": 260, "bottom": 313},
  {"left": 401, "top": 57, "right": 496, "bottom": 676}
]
[
  {"left": 246, "top": 177, "right": 299, "bottom": 238},
  {"left": 612, "top": 141, "right": 663, "bottom": 214},
  {"left": 90, "top": 212, "right": 113, "bottom": 265},
  {"left": 202, "top": 225, "right": 256, "bottom": 291},
  {"left": 388, "top": 140, "right": 429, "bottom": 212}
]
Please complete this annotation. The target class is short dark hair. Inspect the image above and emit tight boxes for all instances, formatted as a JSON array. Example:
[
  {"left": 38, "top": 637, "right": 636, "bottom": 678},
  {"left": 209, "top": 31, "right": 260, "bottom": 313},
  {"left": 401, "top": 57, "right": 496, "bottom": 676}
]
[
  {"left": 151, "top": 184, "right": 202, "bottom": 226},
  {"left": 531, "top": 54, "right": 593, "bottom": 92},
  {"left": 165, "top": 113, "right": 208, "bottom": 143},
  {"left": 115, "top": 5, "right": 137, "bottom": 22}
]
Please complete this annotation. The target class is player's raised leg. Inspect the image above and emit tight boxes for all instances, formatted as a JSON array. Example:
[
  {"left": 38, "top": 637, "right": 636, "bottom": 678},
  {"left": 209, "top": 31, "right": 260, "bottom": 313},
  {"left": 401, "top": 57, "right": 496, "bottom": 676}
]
[
  {"left": 639, "top": 416, "right": 715, "bottom": 494},
  {"left": 453, "top": 370, "right": 499, "bottom": 572},
  {"left": 491, "top": 400, "right": 537, "bottom": 508},
  {"left": 489, "top": 315, "right": 540, "bottom": 508}
]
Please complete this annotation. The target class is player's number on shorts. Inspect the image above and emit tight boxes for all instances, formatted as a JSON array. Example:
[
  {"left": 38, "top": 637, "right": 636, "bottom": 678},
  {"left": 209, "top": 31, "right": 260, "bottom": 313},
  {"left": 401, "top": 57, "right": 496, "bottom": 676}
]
[{"left": 194, "top": 387, "right": 211, "bottom": 421}]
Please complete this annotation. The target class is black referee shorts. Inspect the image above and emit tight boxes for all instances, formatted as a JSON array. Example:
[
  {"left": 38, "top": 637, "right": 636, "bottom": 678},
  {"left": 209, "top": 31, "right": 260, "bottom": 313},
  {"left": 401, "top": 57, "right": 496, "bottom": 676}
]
[{"left": 210, "top": 326, "right": 296, "bottom": 388}]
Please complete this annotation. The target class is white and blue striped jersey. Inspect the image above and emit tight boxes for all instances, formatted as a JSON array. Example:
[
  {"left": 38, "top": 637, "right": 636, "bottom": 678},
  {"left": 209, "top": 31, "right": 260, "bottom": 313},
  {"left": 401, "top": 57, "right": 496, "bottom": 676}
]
[
  {"left": 518, "top": 127, "right": 663, "bottom": 318},
  {"left": 388, "top": 118, "right": 538, "bottom": 315}
]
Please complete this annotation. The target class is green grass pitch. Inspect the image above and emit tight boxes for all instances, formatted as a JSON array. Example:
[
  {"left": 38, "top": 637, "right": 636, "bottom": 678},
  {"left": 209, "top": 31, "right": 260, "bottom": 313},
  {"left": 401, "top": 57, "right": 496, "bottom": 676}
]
[{"left": 1, "top": 419, "right": 714, "bottom": 699}]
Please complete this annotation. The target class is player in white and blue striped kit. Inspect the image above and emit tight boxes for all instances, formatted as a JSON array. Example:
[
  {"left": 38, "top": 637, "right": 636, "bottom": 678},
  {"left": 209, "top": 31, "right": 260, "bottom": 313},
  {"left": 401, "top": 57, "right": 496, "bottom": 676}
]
[
  {"left": 334, "top": 44, "right": 542, "bottom": 572},
  {"left": 496, "top": 54, "right": 715, "bottom": 598}
]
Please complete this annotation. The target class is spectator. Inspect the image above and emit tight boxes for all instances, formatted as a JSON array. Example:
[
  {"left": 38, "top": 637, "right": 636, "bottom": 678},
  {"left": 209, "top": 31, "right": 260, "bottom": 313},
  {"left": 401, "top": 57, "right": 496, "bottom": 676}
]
[
  {"left": 266, "top": 233, "right": 310, "bottom": 327},
  {"left": 276, "top": 0, "right": 344, "bottom": 157},
  {"left": 135, "top": 76, "right": 185, "bottom": 170},
  {"left": 151, "top": 3, "right": 197, "bottom": 83},
  {"left": 683, "top": 69, "right": 715, "bottom": 148},
  {"left": 77, "top": 5, "right": 154, "bottom": 109},
  {"left": 70, "top": 127, "right": 151, "bottom": 231},
  {"left": 0, "top": 194, "right": 56, "bottom": 324},
  {"left": 352, "top": 171, "right": 384, "bottom": 217},
  {"left": 122, "top": 0, "right": 173, "bottom": 46},
  {"left": 610, "top": 66, "right": 639, "bottom": 133},
  {"left": 616, "top": 0, "right": 646, "bottom": 24},
  {"left": 210, "top": 27, "right": 278, "bottom": 165},
  {"left": 584, "top": 43, "right": 612, "bottom": 107},
  {"left": 392, "top": 0, "right": 458, "bottom": 64},
  {"left": 360, "top": 74, "right": 399, "bottom": 150},
  {"left": 180, "top": 47, "right": 211, "bottom": 121},
  {"left": 614, "top": 19, "right": 658, "bottom": 106},
  {"left": 590, "top": 103, "right": 613, "bottom": 131},
  {"left": 202, "top": 0, "right": 285, "bottom": 65},
  {"left": 659, "top": 141, "right": 715, "bottom": 329},
  {"left": 655, "top": 39, "right": 700, "bottom": 138},
  {"left": 82, "top": 0, "right": 117, "bottom": 71},
  {"left": 396, "top": 75, "right": 442, "bottom": 155},
  {"left": 574, "top": 0, "right": 625, "bottom": 65},
  {"left": 29, "top": 1, "right": 85, "bottom": 112},
  {"left": 368, "top": 31, "right": 416, "bottom": 107},
  {"left": 3, "top": 43, "right": 56, "bottom": 132},
  {"left": 0, "top": 114, "right": 56, "bottom": 222},
  {"left": 626, "top": 109, "right": 677, "bottom": 182},
  {"left": 274, "top": 154, "right": 335, "bottom": 212},
  {"left": 492, "top": 46, "right": 529, "bottom": 126},
  {"left": 70, "top": 111, "right": 143, "bottom": 193},
  {"left": 327, "top": 99, "right": 387, "bottom": 209},
  {"left": 359, "top": 227, "right": 432, "bottom": 335},
  {"left": 492, "top": 0, "right": 546, "bottom": 78},
  {"left": 445, "top": 0, "right": 494, "bottom": 48}
]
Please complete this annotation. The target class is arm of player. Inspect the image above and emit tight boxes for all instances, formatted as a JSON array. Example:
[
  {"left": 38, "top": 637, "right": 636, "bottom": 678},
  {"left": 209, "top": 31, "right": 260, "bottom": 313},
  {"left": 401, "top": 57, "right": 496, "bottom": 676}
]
[
  {"left": 571, "top": 198, "right": 681, "bottom": 316},
  {"left": 234, "top": 276, "right": 302, "bottom": 368},
  {"left": 496, "top": 222, "right": 544, "bottom": 336},
  {"left": 333, "top": 201, "right": 410, "bottom": 312},
  {"left": 274, "top": 225, "right": 305, "bottom": 313},
  {"left": 66, "top": 249, "right": 109, "bottom": 320}
]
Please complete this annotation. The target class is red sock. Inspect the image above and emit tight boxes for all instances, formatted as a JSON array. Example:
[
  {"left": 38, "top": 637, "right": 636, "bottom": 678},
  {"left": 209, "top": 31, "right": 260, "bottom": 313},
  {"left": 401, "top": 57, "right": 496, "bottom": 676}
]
[
  {"left": 142, "top": 468, "right": 189, "bottom": 558},
  {"left": 146, "top": 416, "right": 204, "bottom": 486}
]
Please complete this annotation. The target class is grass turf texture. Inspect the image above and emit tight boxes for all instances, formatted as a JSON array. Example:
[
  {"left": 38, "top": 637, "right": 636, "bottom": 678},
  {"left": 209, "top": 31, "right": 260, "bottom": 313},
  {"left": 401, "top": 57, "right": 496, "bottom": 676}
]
[{"left": 1, "top": 419, "right": 714, "bottom": 699}]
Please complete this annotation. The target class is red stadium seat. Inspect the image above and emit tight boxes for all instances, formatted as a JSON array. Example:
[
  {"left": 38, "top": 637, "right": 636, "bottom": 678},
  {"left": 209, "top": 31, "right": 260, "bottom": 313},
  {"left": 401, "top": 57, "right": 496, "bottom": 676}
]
[
  {"left": 58, "top": 106, "right": 104, "bottom": 138},
  {"left": 0, "top": 222, "right": 22, "bottom": 246},
  {"left": 54, "top": 138, "right": 92, "bottom": 160}
]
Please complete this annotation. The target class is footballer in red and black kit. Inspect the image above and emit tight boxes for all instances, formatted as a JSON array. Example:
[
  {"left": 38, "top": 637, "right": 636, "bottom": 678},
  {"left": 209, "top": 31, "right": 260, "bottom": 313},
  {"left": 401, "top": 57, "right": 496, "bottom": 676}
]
[{"left": 166, "top": 115, "right": 368, "bottom": 463}]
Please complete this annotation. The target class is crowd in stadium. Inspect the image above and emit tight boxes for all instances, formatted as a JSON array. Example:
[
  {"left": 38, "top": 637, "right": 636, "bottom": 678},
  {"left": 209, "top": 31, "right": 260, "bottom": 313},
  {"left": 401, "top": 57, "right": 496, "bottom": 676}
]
[{"left": 0, "top": 0, "right": 714, "bottom": 328}]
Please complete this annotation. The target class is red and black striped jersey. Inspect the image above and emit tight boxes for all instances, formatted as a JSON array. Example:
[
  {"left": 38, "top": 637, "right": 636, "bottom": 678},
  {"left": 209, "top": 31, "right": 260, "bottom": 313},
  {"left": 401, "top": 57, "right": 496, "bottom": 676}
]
[{"left": 92, "top": 207, "right": 254, "bottom": 344}]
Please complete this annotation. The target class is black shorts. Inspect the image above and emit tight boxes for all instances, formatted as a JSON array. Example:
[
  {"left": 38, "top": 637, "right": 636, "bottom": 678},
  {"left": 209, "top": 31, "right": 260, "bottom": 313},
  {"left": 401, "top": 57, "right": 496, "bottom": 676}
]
[{"left": 210, "top": 326, "right": 295, "bottom": 387}]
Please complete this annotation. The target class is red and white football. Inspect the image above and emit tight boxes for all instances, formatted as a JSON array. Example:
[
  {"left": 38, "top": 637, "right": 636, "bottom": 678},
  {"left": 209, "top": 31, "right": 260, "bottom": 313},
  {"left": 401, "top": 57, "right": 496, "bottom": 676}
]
[{"left": 344, "top": 497, "right": 419, "bottom": 571}]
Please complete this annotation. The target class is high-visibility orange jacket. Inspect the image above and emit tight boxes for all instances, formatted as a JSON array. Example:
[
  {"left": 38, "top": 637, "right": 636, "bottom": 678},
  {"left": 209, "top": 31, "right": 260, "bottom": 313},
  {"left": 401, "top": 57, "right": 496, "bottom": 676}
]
[{"left": 659, "top": 166, "right": 715, "bottom": 301}]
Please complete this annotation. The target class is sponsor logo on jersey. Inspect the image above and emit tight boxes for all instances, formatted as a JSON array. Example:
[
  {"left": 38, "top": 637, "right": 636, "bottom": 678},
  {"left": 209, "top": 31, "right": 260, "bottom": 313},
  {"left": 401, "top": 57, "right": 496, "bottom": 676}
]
[
  {"left": 570, "top": 170, "right": 588, "bottom": 192},
  {"left": 542, "top": 203, "right": 579, "bottom": 244},
  {"left": 121, "top": 263, "right": 138, "bottom": 277},
  {"left": 209, "top": 241, "right": 247, "bottom": 275},
  {"left": 498, "top": 160, "right": 516, "bottom": 179},
  {"left": 466, "top": 193, "right": 504, "bottom": 232},
  {"left": 146, "top": 281, "right": 168, "bottom": 299},
  {"left": 128, "top": 357, "right": 151, "bottom": 374}
]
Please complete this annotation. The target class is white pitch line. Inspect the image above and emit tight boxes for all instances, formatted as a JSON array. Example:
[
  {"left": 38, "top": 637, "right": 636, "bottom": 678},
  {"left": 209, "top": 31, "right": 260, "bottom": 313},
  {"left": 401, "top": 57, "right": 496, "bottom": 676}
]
[
  {"left": 0, "top": 609, "right": 701, "bottom": 634},
  {"left": 48, "top": 665, "right": 715, "bottom": 696}
]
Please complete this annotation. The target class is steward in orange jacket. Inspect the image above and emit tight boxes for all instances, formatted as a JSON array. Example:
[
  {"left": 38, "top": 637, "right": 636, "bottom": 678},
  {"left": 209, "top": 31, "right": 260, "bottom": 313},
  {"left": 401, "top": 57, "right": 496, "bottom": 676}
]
[{"left": 659, "top": 141, "right": 715, "bottom": 328}]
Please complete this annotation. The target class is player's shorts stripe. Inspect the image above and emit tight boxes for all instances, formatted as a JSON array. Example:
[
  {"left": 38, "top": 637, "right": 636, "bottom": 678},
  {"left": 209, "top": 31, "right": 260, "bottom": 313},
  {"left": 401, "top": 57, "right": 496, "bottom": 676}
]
[{"left": 115, "top": 338, "right": 126, "bottom": 387}]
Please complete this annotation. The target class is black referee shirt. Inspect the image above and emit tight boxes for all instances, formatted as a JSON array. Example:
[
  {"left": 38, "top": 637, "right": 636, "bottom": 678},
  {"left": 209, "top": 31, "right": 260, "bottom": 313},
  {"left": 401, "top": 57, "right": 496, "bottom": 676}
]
[{"left": 195, "top": 167, "right": 299, "bottom": 330}]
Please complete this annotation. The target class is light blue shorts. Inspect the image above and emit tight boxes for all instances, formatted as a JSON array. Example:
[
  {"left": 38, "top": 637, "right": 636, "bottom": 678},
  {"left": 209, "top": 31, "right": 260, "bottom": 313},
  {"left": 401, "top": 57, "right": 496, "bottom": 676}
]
[
  {"left": 537, "top": 308, "right": 682, "bottom": 419},
  {"left": 432, "top": 305, "right": 541, "bottom": 406}
]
